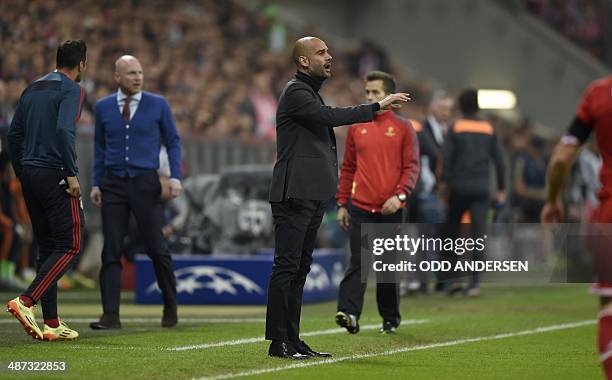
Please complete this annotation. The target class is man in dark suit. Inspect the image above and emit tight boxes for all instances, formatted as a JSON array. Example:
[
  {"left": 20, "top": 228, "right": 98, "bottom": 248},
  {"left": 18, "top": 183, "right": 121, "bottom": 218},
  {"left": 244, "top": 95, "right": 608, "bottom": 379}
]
[
  {"left": 412, "top": 91, "right": 453, "bottom": 292},
  {"left": 266, "top": 36, "right": 409, "bottom": 359},
  {"left": 421, "top": 91, "right": 453, "bottom": 159},
  {"left": 408, "top": 91, "right": 452, "bottom": 224},
  {"left": 89, "top": 55, "right": 182, "bottom": 329}
]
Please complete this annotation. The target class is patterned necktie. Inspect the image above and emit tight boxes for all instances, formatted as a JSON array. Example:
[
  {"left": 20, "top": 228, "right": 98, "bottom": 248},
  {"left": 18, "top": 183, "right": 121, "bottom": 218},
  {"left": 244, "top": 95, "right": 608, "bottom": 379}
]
[{"left": 122, "top": 96, "right": 132, "bottom": 124}]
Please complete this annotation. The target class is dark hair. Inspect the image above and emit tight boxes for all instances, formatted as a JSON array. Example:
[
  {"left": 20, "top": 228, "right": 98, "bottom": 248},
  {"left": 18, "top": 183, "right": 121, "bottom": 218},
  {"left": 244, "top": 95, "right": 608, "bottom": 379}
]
[
  {"left": 56, "top": 40, "right": 87, "bottom": 69},
  {"left": 530, "top": 136, "right": 546, "bottom": 150},
  {"left": 365, "top": 71, "right": 396, "bottom": 94},
  {"left": 458, "top": 89, "right": 479, "bottom": 116}
]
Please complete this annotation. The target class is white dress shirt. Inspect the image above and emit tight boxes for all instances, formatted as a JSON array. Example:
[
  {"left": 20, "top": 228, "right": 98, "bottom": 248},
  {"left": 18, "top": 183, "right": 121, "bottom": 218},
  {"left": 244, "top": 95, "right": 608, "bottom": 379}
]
[
  {"left": 117, "top": 89, "right": 142, "bottom": 120},
  {"left": 427, "top": 115, "right": 446, "bottom": 146}
]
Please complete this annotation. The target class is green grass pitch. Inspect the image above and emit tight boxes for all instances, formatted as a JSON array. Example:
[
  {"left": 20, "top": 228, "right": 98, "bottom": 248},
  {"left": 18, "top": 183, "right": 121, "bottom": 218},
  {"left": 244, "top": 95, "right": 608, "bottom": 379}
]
[{"left": 0, "top": 284, "right": 602, "bottom": 379}]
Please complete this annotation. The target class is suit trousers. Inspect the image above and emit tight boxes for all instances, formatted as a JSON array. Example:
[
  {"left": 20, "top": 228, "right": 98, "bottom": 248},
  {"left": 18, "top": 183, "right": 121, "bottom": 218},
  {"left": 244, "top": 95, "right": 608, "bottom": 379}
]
[
  {"left": 265, "top": 198, "right": 326, "bottom": 341},
  {"left": 336, "top": 205, "right": 402, "bottom": 326},
  {"left": 99, "top": 171, "right": 176, "bottom": 315},
  {"left": 444, "top": 189, "right": 489, "bottom": 288},
  {"left": 21, "top": 166, "right": 84, "bottom": 320}
]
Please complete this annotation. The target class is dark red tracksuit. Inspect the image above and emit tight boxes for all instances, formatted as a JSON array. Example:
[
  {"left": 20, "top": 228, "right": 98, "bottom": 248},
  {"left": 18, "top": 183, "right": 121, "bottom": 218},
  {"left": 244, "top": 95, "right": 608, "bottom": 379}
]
[
  {"left": 335, "top": 110, "right": 419, "bottom": 325},
  {"left": 563, "top": 76, "right": 612, "bottom": 295},
  {"left": 7, "top": 71, "right": 85, "bottom": 321}
]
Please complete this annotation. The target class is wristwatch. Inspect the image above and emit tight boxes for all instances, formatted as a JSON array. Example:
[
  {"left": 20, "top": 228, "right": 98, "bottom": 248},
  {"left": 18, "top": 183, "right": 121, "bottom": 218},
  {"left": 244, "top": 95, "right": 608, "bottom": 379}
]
[
  {"left": 337, "top": 202, "right": 347, "bottom": 209},
  {"left": 395, "top": 193, "right": 406, "bottom": 202}
]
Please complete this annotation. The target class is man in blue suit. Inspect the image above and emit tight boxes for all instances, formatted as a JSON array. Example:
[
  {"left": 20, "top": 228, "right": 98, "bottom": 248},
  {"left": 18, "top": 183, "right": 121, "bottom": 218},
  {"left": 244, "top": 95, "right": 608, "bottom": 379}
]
[{"left": 90, "top": 55, "right": 182, "bottom": 329}]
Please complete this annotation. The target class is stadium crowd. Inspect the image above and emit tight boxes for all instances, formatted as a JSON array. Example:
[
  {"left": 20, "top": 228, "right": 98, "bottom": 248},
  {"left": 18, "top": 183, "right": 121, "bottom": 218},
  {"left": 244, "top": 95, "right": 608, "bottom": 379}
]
[
  {"left": 526, "top": 0, "right": 608, "bottom": 60},
  {"left": 0, "top": 0, "right": 425, "bottom": 140}
]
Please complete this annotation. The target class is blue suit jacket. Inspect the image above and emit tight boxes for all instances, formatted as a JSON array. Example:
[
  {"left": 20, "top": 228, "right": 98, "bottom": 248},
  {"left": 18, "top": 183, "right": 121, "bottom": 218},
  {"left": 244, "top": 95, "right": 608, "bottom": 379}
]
[{"left": 93, "top": 91, "right": 182, "bottom": 187}]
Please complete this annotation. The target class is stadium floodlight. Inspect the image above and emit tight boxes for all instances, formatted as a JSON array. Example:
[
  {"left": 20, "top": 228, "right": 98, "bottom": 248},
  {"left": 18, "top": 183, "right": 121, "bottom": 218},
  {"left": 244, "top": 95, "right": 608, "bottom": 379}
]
[{"left": 477, "top": 89, "right": 517, "bottom": 110}]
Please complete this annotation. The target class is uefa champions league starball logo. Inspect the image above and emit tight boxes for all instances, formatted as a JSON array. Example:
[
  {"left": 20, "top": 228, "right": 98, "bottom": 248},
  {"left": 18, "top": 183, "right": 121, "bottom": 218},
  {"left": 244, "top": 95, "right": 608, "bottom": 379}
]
[
  {"left": 304, "top": 261, "right": 345, "bottom": 291},
  {"left": 146, "top": 266, "right": 264, "bottom": 295},
  {"left": 304, "top": 264, "right": 331, "bottom": 291}
]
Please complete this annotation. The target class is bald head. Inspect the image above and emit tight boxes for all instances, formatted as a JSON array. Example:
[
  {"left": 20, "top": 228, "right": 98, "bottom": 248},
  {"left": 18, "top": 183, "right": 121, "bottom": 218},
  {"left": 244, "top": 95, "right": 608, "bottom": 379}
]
[
  {"left": 292, "top": 37, "right": 321, "bottom": 65},
  {"left": 115, "top": 55, "right": 140, "bottom": 73},
  {"left": 114, "top": 55, "right": 143, "bottom": 95},
  {"left": 292, "top": 37, "right": 333, "bottom": 79}
]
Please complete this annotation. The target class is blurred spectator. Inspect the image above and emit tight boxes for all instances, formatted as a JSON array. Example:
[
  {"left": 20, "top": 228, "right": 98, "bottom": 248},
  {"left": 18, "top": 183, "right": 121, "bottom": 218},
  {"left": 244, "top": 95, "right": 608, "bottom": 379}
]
[
  {"left": 0, "top": 150, "right": 32, "bottom": 291},
  {"left": 407, "top": 90, "right": 454, "bottom": 294},
  {"left": 262, "top": 4, "right": 287, "bottom": 53},
  {"left": 568, "top": 142, "right": 601, "bottom": 222},
  {"left": 249, "top": 71, "right": 277, "bottom": 141},
  {"left": 349, "top": 41, "right": 391, "bottom": 78},
  {"left": 526, "top": 0, "right": 607, "bottom": 59},
  {"left": 0, "top": 80, "right": 14, "bottom": 130},
  {"left": 512, "top": 136, "right": 549, "bottom": 222},
  {"left": 416, "top": 90, "right": 454, "bottom": 223}
]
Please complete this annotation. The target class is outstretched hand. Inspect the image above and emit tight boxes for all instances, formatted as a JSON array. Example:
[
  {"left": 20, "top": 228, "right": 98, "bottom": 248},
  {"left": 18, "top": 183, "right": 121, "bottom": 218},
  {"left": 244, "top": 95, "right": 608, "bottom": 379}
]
[{"left": 379, "top": 93, "right": 411, "bottom": 110}]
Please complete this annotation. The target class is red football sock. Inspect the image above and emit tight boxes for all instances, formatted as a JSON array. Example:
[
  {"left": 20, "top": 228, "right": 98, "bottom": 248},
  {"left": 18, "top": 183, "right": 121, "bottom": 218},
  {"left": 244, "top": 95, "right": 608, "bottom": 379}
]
[
  {"left": 19, "top": 295, "right": 33, "bottom": 308},
  {"left": 598, "top": 310, "right": 612, "bottom": 379},
  {"left": 44, "top": 318, "right": 59, "bottom": 328}
]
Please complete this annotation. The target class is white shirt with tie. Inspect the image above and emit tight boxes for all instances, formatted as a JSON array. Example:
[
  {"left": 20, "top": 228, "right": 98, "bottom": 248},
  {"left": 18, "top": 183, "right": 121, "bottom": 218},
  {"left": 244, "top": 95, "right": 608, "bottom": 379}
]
[{"left": 117, "top": 88, "right": 142, "bottom": 119}]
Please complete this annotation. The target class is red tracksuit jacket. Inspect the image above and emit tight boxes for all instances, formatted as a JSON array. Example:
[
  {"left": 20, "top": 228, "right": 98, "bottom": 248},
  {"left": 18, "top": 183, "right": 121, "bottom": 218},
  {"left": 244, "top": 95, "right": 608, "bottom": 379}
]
[{"left": 336, "top": 110, "right": 420, "bottom": 213}]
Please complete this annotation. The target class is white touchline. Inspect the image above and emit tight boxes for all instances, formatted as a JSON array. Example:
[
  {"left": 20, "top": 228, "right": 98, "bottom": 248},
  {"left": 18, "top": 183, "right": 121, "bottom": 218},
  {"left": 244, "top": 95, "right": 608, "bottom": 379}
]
[
  {"left": 168, "top": 319, "right": 429, "bottom": 352},
  {"left": 59, "top": 319, "right": 429, "bottom": 352},
  {"left": 195, "top": 320, "right": 595, "bottom": 380}
]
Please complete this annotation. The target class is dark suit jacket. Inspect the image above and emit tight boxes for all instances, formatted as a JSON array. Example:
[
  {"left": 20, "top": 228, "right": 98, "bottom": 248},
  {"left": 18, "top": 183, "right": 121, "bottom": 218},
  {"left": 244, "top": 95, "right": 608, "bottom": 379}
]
[
  {"left": 269, "top": 72, "right": 376, "bottom": 201},
  {"left": 419, "top": 118, "right": 443, "bottom": 174}
]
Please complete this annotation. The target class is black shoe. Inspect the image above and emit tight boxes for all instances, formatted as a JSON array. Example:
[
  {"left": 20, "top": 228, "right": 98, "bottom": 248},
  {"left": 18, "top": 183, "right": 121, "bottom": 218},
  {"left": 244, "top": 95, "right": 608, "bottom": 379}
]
[
  {"left": 335, "top": 311, "right": 359, "bottom": 334},
  {"left": 292, "top": 340, "right": 332, "bottom": 358},
  {"left": 379, "top": 320, "right": 398, "bottom": 334},
  {"left": 89, "top": 314, "right": 121, "bottom": 330},
  {"left": 268, "top": 341, "right": 309, "bottom": 359},
  {"left": 162, "top": 305, "right": 178, "bottom": 328}
]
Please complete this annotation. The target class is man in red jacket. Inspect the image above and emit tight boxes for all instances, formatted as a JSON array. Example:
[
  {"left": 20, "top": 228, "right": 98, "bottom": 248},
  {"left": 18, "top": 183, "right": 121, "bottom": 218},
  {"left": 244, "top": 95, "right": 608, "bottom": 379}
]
[
  {"left": 335, "top": 71, "right": 419, "bottom": 334},
  {"left": 541, "top": 75, "right": 612, "bottom": 379}
]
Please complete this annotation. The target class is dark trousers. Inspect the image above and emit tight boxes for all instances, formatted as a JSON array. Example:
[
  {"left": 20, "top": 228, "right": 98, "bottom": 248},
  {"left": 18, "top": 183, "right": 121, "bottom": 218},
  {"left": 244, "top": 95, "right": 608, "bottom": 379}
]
[
  {"left": 445, "top": 189, "right": 489, "bottom": 288},
  {"left": 337, "top": 205, "right": 402, "bottom": 326},
  {"left": 265, "top": 198, "right": 326, "bottom": 341},
  {"left": 21, "top": 167, "right": 84, "bottom": 320},
  {"left": 99, "top": 171, "right": 176, "bottom": 315}
]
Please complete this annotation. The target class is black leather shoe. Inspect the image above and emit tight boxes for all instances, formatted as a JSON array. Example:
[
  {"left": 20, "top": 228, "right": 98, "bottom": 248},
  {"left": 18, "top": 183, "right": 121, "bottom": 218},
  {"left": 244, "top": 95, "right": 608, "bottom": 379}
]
[
  {"left": 161, "top": 305, "right": 178, "bottom": 328},
  {"left": 268, "top": 341, "right": 309, "bottom": 359},
  {"left": 292, "top": 340, "right": 332, "bottom": 358},
  {"left": 89, "top": 314, "right": 121, "bottom": 330}
]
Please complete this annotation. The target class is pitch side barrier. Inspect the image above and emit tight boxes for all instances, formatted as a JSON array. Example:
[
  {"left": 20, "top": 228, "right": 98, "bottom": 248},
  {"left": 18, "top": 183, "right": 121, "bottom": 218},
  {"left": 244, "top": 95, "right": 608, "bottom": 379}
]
[{"left": 135, "top": 249, "right": 345, "bottom": 305}]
